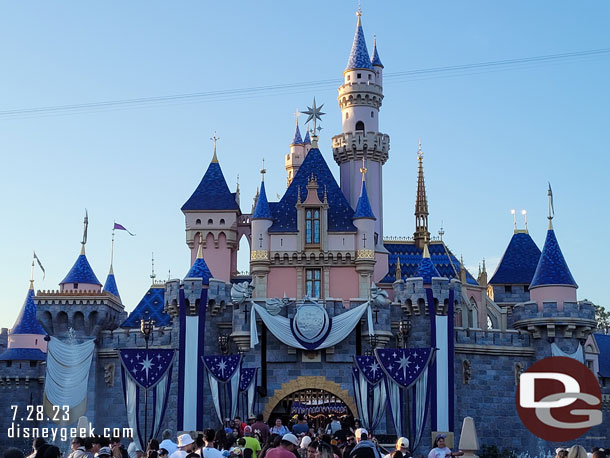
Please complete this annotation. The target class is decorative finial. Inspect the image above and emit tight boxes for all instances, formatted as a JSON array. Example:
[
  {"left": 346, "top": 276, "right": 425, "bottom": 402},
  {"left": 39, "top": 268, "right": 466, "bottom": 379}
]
[
  {"left": 482, "top": 258, "right": 486, "bottom": 273},
  {"left": 294, "top": 108, "right": 301, "bottom": 124},
  {"left": 81, "top": 209, "right": 89, "bottom": 254},
  {"left": 423, "top": 243, "right": 430, "bottom": 258},
  {"left": 30, "top": 255, "right": 35, "bottom": 289},
  {"left": 168, "top": 269, "right": 171, "bottom": 281},
  {"left": 395, "top": 258, "right": 402, "bottom": 281},
  {"left": 360, "top": 156, "right": 367, "bottom": 182},
  {"left": 150, "top": 252, "right": 156, "bottom": 283},
  {"left": 260, "top": 158, "right": 266, "bottom": 182},
  {"left": 511, "top": 209, "right": 517, "bottom": 232},
  {"left": 438, "top": 220, "right": 445, "bottom": 241},
  {"left": 356, "top": 0, "right": 362, "bottom": 19},
  {"left": 417, "top": 138, "right": 423, "bottom": 161},
  {"left": 211, "top": 131, "right": 220, "bottom": 163},
  {"left": 547, "top": 182, "right": 554, "bottom": 229},
  {"left": 197, "top": 233, "right": 204, "bottom": 259},
  {"left": 301, "top": 98, "right": 325, "bottom": 147},
  {"left": 521, "top": 209, "right": 528, "bottom": 232}
]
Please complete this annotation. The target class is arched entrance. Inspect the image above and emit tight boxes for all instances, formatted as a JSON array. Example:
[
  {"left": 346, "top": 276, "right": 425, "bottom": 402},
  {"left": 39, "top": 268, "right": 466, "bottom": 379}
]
[{"left": 262, "top": 376, "right": 357, "bottom": 422}]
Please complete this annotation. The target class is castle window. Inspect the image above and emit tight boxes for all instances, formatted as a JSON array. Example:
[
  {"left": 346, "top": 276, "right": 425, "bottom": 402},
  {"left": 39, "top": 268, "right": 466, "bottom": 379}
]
[
  {"left": 347, "top": 75, "right": 351, "bottom": 81},
  {"left": 504, "top": 285, "right": 512, "bottom": 294},
  {"left": 207, "top": 218, "right": 213, "bottom": 225},
  {"left": 523, "top": 285, "right": 529, "bottom": 292},
  {"left": 368, "top": 74, "right": 371, "bottom": 80},
  {"left": 371, "top": 111, "right": 374, "bottom": 118},
  {"left": 220, "top": 219, "right": 225, "bottom": 225},
  {"left": 6, "top": 361, "right": 11, "bottom": 367},
  {"left": 355, "top": 121, "right": 365, "bottom": 131},
  {"left": 30, "top": 361, "right": 37, "bottom": 367},
  {"left": 345, "top": 112, "right": 349, "bottom": 119},
  {"left": 306, "top": 269, "right": 321, "bottom": 298},
  {"left": 196, "top": 218, "right": 201, "bottom": 225},
  {"left": 73, "top": 283, "right": 78, "bottom": 289},
  {"left": 357, "top": 73, "right": 362, "bottom": 79},
  {"left": 305, "top": 209, "right": 320, "bottom": 245}
]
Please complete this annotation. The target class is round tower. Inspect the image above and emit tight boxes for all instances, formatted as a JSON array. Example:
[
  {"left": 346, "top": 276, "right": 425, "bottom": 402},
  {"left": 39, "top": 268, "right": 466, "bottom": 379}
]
[
  {"left": 250, "top": 169, "right": 273, "bottom": 298},
  {"left": 333, "top": 9, "right": 390, "bottom": 249},
  {"left": 285, "top": 120, "right": 306, "bottom": 187},
  {"left": 353, "top": 165, "right": 376, "bottom": 297}
]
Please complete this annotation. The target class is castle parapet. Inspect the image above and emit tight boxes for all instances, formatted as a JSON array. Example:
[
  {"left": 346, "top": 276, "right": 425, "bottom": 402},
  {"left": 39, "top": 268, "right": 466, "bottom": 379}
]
[{"left": 511, "top": 300, "right": 596, "bottom": 339}]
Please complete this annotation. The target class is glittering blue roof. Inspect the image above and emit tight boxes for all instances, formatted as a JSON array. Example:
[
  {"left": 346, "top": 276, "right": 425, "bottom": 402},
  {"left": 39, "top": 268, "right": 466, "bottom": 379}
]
[
  {"left": 353, "top": 181, "right": 375, "bottom": 219},
  {"left": 0, "top": 348, "right": 46, "bottom": 361},
  {"left": 181, "top": 160, "right": 240, "bottom": 211},
  {"left": 381, "top": 242, "right": 478, "bottom": 285},
  {"left": 346, "top": 18, "right": 374, "bottom": 72},
  {"left": 416, "top": 254, "right": 440, "bottom": 284},
  {"left": 60, "top": 254, "right": 101, "bottom": 285},
  {"left": 252, "top": 181, "right": 273, "bottom": 219},
  {"left": 11, "top": 288, "right": 46, "bottom": 335},
  {"left": 303, "top": 130, "right": 311, "bottom": 145},
  {"left": 291, "top": 124, "right": 303, "bottom": 145},
  {"left": 120, "top": 286, "right": 171, "bottom": 328},
  {"left": 371, "top": 42, "right": 383, "bottom": 67},
  {"left": 269, "top": 148, "right": 357, "bottom": 233},
  {"left": 530, "top": 229, "right": 577, "bottom": 288},
  {"left": 185, "top": 257, "right": 213, "bottom": 284},
  {"left": 594, "top": 334, "right": 610, "bottom": 378},
  {"left": 103, "top": 272, "right": 121, "bottom": 300},
  {"left": 489, "top": 232, "right": 541, "bottom": 285}
]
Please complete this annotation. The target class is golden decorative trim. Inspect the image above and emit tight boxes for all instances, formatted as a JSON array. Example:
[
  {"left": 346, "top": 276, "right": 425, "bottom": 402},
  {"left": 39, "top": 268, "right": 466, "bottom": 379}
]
[
  {"left": 356, "top": 249, "right": 374, "bottom": 259},
  {"left": 250, "top": 250, "right": 269, "bottom": 261}
]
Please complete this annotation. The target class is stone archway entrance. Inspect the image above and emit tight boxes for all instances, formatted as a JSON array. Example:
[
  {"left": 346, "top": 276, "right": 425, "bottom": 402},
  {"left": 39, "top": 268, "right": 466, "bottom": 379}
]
[{"left": 262, "top": 376, "right": 357, "bottom": 421}]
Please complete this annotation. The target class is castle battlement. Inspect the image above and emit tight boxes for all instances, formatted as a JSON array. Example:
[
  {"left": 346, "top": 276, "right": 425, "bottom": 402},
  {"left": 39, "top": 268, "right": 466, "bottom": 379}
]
[
  {"left": 511, "top": 300, "right": 596, "bottom": 339},
  {"left": 98, "top": 326, "right": 174, "bottom": 352}
]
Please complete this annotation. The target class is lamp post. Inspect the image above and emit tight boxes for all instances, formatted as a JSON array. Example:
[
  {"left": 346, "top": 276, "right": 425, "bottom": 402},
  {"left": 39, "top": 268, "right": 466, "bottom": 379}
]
[
  {"left": 140, "top": 314, "right": 154, "bottom": 446},
  {"left": 397, "top": 318, "right": 412, "bottom": 348}
]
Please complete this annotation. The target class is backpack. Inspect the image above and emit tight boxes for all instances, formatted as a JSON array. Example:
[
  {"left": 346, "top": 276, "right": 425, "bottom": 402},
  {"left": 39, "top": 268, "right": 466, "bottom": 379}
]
[{"left": 120, "top": 446, "right": 129, "bottom": 458}]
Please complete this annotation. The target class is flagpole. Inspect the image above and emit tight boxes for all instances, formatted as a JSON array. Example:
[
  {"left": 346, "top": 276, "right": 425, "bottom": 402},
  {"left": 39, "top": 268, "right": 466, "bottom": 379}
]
[
  {"left": 30, "top": 253, "right": 35, "bottom": 286},
  {"left": 111, "top": 224, "right": 115, "bottom": 269}
]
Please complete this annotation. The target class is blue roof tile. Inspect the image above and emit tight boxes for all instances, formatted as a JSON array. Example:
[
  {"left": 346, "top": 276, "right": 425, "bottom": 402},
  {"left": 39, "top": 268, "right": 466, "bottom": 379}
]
[
  {"left": 353, "top": 181, "right": 375, "bottom": 219},
  {"left": 185, "top": 257, "right": 213, "bottom": 284},
  {"left": 381, "top": 242, "right": 478, "bottom": 285},
  {"left": 594, "top": 333, "right": 610, "bottom": 378},
  {"left": 11, "top": 288, "right": 46, "bottom": 335},
  {"left": 120, "top": 286, "right": 171, "bottom": 328},
  {"left": 252, "top": 181, "right": 273, "bottom": 219},
  {"left": 346, "top": 17, "right": 374, "bottom": 72},
  {"left": 371, "top": 41, "right": 383, "bottom": 67},
  {"left": 269, "top": 148, "right": 357, "bottom": 233},
  {"left": 416, "top": 248, "right": 440, "bottom": 284},
  {"left": 489, "top": 232, "right": 541, "bottom": 285},
  {"left": 181, "top": 159, "right": 240, "bottom": 211},
  {"left": 291, "top": 124, "right": 304, "bottom": 145},
  {"left": 303, "top": 130, "right": 311, "bottom": 145},
  {"left": 103, "top": 272, "right": 121, "bottom": 300},
  {"left": 530, "top": 229, "right": 577, "bottom": 288},
  {"left": 60, "top": 254, "right": 101, "bottom": 286},
  {"left": 0, "top": 348, "right": 46, "bottom": 361}
]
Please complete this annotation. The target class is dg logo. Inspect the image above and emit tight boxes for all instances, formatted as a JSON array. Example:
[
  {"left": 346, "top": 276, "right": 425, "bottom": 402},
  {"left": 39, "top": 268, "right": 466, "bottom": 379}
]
[{"left": 516, "top": 356, "right": 602, "bottom": 442}]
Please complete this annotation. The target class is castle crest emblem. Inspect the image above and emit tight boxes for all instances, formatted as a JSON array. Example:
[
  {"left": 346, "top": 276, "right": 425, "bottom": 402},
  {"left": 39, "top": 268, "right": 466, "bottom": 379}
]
[{"left": 291, "top": 298, "right": 331, "bottom": 348}]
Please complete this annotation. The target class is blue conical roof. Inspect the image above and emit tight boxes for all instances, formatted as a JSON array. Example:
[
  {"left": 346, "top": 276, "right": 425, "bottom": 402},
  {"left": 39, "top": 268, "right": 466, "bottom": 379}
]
[
  {"left": 291, "top": 124, "right": 304, "bottom": 145},
  {"left": 303, "top": 129, "right": 311, "bottom": 145},
  {"left": 120, "top": 285, "right": 171, "bottom": 328},
  {"left": 185, "top": 255, "right": 213, "bottom": 284},
  {"left": 346, "top": 17, "right": 374, "bottom": 72},
  {"left": 489, "top": 232, "right": 541, "bottom": 285},
  {"left": 253, "top": 181, "right": 273, "bottom": 219},
  {"left": 371, "top": 40, "right": 383, "bottom": 68},
  {"left": 11, "top": 287, "right": 46, "bottom": 335},
  {"left": 530, "top": 229, "right": 577, "bottom": 288},
  {"left": 416, "top": 246, "right": 440, "bottom": 284},
  {"left": 60, "top": 253, "right": 101, "bottom": 285},
  {"left": 182, "top": 157, "right": 240, "bottom": 211},
  {"left": 103, "top": 270, "right": 121, "bottom": 300},
  {"left": 353, "top": 181, "right": 375, "bottom": 219}
]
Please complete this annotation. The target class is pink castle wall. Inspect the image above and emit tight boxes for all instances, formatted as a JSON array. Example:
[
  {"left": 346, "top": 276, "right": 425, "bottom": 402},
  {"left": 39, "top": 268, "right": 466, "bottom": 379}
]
[
  {"left": 330, "top": 267, "right": 358, "bottom": 300},
  {"left": 267, "top": 267, "right": 297, "bottom": 298},
  {"left": 373, "top": 252, "right": 388, "bottom": 283},
  {"left": 530, "top": 285, "right": 577, "bottom": 311},
  {"left": 8, "top": 334, "right": 47, "bottom": 352},
  {"left": 60, "top": 283, "right": 102, "bottom": 293},
  {"left": 202, "top": 232, "right": 232, "bottom": 282}
]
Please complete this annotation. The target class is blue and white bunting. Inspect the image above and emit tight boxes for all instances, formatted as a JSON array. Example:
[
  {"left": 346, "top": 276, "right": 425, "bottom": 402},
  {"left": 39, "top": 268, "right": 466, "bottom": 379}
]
[{"left": 120, "top": 349, "right": 175, "bottom": 389}]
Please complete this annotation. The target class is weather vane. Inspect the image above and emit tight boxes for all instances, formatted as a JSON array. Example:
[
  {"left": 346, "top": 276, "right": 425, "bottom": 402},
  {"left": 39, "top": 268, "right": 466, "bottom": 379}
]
[
  {"left": 360, "top": 156, "right": 367, "bottom": 181},
  {"left": 417, "top": 138, "right": 423, "bottom": 161},
  {"left": 260, "top": 158, "right": 266, "bottom": 181},
  {"left": 301, "top": 98, "right": 325, "bottom": 137}
]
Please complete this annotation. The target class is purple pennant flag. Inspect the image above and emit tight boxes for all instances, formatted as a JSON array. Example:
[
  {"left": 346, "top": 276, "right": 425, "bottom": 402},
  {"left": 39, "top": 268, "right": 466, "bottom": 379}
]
[
  {"left": 114, "top": 222, "right": 135, "bottom": 236},
  {"left": 354, "top": 355, "right": 384, "bottom": 384},
  {"left": 119, "top": 349, "right": 175, "bottom": 389},
  {"left": 375, "top": 347, "right": 434, "bottom": 389},
  {"left": 203, "top": 355, "right": 241, "bottom": 383},
  {"left": 239, "top": 368, "right": 257, "bottom": 392}
]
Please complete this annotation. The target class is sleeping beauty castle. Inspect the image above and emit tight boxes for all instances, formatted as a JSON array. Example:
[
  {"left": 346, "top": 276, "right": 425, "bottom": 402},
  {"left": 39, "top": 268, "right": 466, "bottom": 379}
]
[{"left": 1, "top": 8, "right": 608, "bottom": 453}]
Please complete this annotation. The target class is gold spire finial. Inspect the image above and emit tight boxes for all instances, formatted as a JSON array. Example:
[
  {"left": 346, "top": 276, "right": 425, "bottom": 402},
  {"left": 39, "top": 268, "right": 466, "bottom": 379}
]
[
  {"left": 417, "top": 138, "right": 423, "bottom": 161},
  {"left": 197, "top": 233, "right": 204, "bottom": 259},
  {"left": 356, "top": 0, "right": 362, "bottom": 22},
  {"left": 360, "top": 156, "right": 367, "bottom": 182},
  {"left": 395, "top": 259, "right": 402, "bottom": 281},
  {"left": 211, "top": 131, "right": 220, "bottom": 163},
  {"left": 547, "top": 182, "right": 554, "bottom": 229},
  {"left": 260, "top": 158, "right": 266, "bottom": 182},
  {"left": 30, "top": 255, "right": 35, "bottom": 289},
  {"left": 423, "top": 243, "right": 430, "bottom": 259}
]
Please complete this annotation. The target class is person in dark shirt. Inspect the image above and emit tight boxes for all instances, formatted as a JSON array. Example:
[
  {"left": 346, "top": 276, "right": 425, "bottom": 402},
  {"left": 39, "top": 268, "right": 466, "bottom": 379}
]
[{"left": 292, "top": 415, "right": 309, "bottom": 436}]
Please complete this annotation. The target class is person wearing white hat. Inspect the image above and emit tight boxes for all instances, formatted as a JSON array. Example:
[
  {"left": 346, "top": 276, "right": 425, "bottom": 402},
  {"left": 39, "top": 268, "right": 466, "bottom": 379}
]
[
  {"left": 383, "top": 438, "right": 410, "bottom": 458},
  {"left": 96, "top": 447, "right": 112, "bottom": 458},
  {"left": 265, "top": 434, "right": 300, "bottom": 458},
  {"left": 348, "top": 429, "right": 380, "bottom": 458},
  {"left": 170, "top": 434, "right": 197, "bottom": 458}
]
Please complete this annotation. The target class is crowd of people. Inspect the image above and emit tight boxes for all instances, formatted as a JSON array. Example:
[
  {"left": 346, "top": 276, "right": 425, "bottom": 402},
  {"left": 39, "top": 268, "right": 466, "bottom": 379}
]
[{"left": 2, "top": 414, "right": 608, "bottom": 458}]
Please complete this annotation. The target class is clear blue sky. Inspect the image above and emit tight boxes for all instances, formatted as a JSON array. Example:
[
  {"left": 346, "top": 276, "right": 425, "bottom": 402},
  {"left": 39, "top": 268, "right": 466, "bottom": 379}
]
[{"left": 1, "top": 1, "right": 609, "bottom": 328}]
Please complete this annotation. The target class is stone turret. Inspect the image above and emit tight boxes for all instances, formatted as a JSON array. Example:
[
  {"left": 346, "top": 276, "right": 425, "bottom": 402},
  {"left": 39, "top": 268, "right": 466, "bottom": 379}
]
[
  {"left": 353, "top": 175, "right": 376, "bottom": 297},
  {"left": 251, "top": 176, "right": 273, "bottom": 298}
]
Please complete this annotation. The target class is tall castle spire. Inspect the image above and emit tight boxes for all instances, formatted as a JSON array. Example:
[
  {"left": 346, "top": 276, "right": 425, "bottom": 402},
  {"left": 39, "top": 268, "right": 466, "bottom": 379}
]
[{"left": 414, "top": 140, "right": 430, "bottom": 249}]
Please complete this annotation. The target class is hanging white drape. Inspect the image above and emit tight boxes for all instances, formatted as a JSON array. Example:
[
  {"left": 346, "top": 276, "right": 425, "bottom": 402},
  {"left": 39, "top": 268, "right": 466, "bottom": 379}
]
[
  {"left": 124, "top": 374, "right": 144, "bottom": 452},
  {"left": 44, "top": 337, "right": 95, "bottom": 423},
  {"left": 551, "top": 343, "right": 584, "bottom": 363},
  {"left": 152, "top": 371, "right": 170, "bottom": 439},
  {"left": 208, "top": 373, "right": 222, "bottom": 423},
  {"left": 250, "top": 300, "right": 374, "bottom": 349},
  {"left": 246, "top": 375, "right": 257, "bottom": 418},
  {"left": 413, "top": 366, "right": 429, "bottom": 449},
  {"left": 207, "top": 366, "right": 241, "bottom": 423},
  {"left": 385, "top": 378, "right": 403, "bottom": 437}
]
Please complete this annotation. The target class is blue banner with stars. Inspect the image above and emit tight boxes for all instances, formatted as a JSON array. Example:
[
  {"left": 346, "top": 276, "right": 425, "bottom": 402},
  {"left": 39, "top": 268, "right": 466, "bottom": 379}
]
[
  {"left": 203, "top": 354, "right": 241, "bottom": 382},
  {"left": 119, "top": 349, "right": 175, "bottom": 390},
  {"left": 374, "top": 347, "right": 433, "bottom": 389},
  {"left": 354, "top": 355, "right": 385, "bottom": 385}
]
